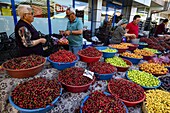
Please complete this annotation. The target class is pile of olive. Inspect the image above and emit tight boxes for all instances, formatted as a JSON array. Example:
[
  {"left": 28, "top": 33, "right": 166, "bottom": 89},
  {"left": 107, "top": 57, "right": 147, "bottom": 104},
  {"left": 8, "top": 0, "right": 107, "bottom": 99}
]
[
  {"left": 127, "top": 70, "right": 160, "bottom": 88},
  {"left": 106, "top": 56, "right": 129, "bottom": 67}
]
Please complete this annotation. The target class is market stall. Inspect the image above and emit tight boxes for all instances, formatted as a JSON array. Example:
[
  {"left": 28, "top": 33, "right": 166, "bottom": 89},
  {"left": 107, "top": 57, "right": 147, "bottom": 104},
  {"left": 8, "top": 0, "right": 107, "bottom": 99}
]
[{"left": 0, "top": 43, "right": 170, "bottom": 113}]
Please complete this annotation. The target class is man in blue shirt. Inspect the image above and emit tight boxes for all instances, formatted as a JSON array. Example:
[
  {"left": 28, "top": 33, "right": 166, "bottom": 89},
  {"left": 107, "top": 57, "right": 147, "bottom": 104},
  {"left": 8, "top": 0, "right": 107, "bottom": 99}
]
[{"left": 64, "top": 7, "right": 83, "bottom": 55}]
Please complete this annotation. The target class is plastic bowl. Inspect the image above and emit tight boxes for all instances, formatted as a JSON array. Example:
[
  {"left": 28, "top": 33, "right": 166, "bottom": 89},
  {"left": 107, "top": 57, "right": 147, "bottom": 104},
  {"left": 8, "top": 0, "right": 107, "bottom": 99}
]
[
  {"left": 138, "top": 42, "right": 148, "bottom": 49},
  {"left": 9, "top": 88, "right": 62, "bottom": 113},
  {"left": 113, "top": 58, "right": 132, "bottom": 72},
  {"left": 116, "top": 48, "right": 128, "bottom": 53},
  {"left": 118, "top": 94, "right": 145, "bottom": 107},
  {"left": 108, "top": 45, "right": 129, "bottom": 53},
  {"left": 109, "top": 46, "right": 129, "bottom": 53},
  {"left": 131, "top": 39, "right": 140, "bottom": 44},
  {"left": 2, "top": 58, "right": 46, "bottom": 78},
  {"left": 80, "top": 92, "right": 129, "bottom": 113},
  {"left": 128, "top": 44, "right": 139, "bottom": 51},
  {"left": 143, "top": 55, "right": 156, "bottom": 61},
  {"left": 152, "top": 70, "right": 169, "bottom": 77},
  {"left": 120, "top": 55, "right": 142, "bottom": 64},
  {"left": 139, "top": 68, "right": 169, "bottom": 77},
  {"left": 95, "top": 46, "right": 118, "bottom": 58},
  {"left": 78, "top": 51, "right": 102, "bottom": 63},
  {"left": 108, "top": 79, "right": 145, "bottom": 107},
  {"left": 155, "top": 51, "right": 162, "bottom": 55},
  {"left": 125, "top": 71, "right": 162, "bottom": 89},
  {"left": 94, "top": 67, "right": 117, "bottom": 80},
  {"left": 47, "top": 56, "right": 79, "bottom": 70},
  {"left": 59, "top": 77, "right": 95, "bottom": 93}
]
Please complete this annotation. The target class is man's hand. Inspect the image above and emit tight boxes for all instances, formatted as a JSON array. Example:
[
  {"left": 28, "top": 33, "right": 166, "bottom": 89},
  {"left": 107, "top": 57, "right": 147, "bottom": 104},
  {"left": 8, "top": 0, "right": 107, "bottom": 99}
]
[
  {"left": 59, "top": 30, "right": 64, "bottom": 35},
  {"left": 64, "top": 30, "right": 71, "bottom": 36}
]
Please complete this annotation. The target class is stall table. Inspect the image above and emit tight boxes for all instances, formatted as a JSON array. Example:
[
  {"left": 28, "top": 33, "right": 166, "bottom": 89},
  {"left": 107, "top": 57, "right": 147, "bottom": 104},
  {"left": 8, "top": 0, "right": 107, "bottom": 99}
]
[{"left": 0, "top": 59, "right": 166, "bottom": 113}]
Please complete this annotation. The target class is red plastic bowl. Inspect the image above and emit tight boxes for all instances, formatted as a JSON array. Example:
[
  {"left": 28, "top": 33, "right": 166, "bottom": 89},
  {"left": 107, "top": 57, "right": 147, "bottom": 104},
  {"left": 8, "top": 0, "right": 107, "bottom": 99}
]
[
  {"left": 59, "top": 77, "right": 95, "bottom": 93},
  {"left": 153, "top": 70, "right": 169, "bottom": 77},
  {"left": 139, "top": 68, "right": 169, "bottom": 77},
  {"left": 117, "top": 48, "right": 128, "bottom": 53},
  {"left": 108, "top": 78, "right": 146, "bottom": 107},
  {"left": 114, "top": 58, "right": 132, "bottom": 72},
  {"left": 78, "top": 52, "right": 102, "bottom": 63},
  {"left": 143, "top": 54, "right": 156, "bottom": 61},
  {"left": 118, "top": 95, "right": 146, "bottom": 107},
  {"left": 128, "top": 44, "right": 139, "bottom": 51},
  {"left": 2, "top": 58, "right": 46, "bottom": 78}
]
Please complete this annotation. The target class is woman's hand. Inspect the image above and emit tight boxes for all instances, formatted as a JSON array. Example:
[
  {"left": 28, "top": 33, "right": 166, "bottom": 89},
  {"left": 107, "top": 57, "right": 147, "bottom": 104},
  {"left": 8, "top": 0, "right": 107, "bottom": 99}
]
[
  {"left": 32, "top": 38, "right": 46, "bottom": 46},
  {"left": 131, "top": 34, "right": 136, "bottom": 39},
  {"left": 40, "top": 38, "right": 46, "bottom": 44}
]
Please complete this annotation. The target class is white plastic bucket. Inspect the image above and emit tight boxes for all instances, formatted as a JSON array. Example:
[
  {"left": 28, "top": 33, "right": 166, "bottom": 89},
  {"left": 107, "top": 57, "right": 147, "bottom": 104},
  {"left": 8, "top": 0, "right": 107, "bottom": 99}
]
[{"left": 131, "top": 39, "right": 140, "bottom": 44}]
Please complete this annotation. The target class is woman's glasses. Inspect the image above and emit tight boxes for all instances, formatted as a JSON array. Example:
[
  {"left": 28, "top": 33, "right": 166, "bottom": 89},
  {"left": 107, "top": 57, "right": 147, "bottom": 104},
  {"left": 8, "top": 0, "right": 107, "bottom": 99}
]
[{"left": 25, "top": 12, "right": 34, "bottom": 16}]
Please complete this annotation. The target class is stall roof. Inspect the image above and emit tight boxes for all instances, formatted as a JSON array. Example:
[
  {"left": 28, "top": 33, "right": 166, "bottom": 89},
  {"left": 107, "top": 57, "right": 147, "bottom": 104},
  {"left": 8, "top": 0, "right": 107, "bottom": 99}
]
[{"left": 161, "top": 9, "right": 170, "bottom": 14}]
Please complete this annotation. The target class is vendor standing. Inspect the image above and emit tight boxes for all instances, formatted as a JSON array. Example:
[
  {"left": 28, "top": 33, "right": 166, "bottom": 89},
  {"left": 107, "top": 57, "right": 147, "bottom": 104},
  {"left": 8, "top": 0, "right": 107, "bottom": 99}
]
[
  {"left": 15, "top": 5, "right": 46, "bottom": 57},
  {"left": 110, "top": 19, "right": 136, "bottom": 44},
  {"left": 63, "top": 7, "right": 83, "bottom": 55},
  {"left": 154, "top": 19, "right": 169, "bottom": 37},
  {"left": 126, "top": 15, "right": 141, "bottom": 41}
]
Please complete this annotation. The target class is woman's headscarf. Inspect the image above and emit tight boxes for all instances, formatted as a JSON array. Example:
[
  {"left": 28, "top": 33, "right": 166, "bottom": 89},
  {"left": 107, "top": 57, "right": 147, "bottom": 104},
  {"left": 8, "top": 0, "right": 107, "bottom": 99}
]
[{"left": 116, "top": 19, "right": 128, "bottom": 26}]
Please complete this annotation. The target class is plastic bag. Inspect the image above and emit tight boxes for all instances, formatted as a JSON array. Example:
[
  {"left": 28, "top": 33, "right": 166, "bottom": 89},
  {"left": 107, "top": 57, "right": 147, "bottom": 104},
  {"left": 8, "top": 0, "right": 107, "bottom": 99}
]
[
  {"left": 58, "top": 37, "right": 69, "bottom": 45},
  {"left": 91, "top": 36, "right": 100, "bottom": 42}
]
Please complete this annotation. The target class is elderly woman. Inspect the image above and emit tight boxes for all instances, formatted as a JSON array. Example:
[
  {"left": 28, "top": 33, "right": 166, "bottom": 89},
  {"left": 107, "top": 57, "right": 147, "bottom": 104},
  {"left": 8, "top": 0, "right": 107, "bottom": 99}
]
[
  {"left": 110, "top": 19, "right": 136, "bottom": 44},
  {"left": 15, "top": 5, "right": 46, "bottom": 57}
]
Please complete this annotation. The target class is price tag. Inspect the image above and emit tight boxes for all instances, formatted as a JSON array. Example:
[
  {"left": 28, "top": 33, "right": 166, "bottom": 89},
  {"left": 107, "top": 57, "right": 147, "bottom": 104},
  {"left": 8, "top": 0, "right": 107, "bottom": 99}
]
[{"left": 83, "top": 69, "right": 94, "bottom": 79}]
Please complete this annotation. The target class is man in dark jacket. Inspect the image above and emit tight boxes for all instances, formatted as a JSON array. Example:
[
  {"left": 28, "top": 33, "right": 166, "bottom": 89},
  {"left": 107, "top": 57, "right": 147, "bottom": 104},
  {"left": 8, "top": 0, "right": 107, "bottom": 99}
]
[{"left": 154, "top": 19, "right": 169, "bottom": 37}]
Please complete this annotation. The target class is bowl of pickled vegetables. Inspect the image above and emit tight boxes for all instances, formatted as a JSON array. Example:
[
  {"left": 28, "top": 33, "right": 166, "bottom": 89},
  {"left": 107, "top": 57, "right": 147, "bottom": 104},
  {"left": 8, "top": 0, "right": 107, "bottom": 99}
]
[
  {"left": 126, "top": 70, "right": 161, "bottom": 89},
  {"left": 121, "top": 52, "right": 143, "bottom": 64},
  {"left": 109, "top": 44, "right": 129, "bottom": 53},
  {"left": 106, "top": 56, "right": 132, "bottom": 72},
  {"left": 95, "top": 46, "right": 118, "bottom": 58}
]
